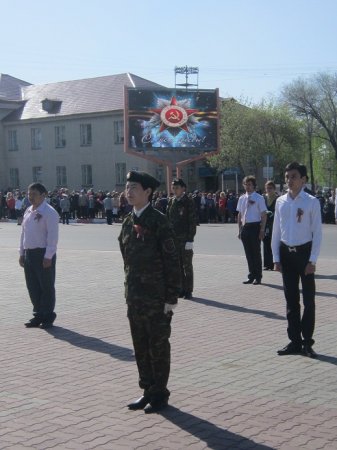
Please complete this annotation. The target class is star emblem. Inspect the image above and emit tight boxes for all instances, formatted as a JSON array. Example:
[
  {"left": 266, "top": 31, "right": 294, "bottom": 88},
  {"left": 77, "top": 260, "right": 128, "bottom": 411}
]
[{"left": 151, "top": 96, "right": 198, "bottom": 134}]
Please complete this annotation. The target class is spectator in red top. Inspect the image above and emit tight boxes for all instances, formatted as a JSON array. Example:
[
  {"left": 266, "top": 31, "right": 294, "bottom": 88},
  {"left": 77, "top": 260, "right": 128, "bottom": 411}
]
[
  {"left": 6, "top": 192, "right": 16, "bottom": 219},
  {"left": 218, "top": 191, "right": 227, "bottom": 223}
]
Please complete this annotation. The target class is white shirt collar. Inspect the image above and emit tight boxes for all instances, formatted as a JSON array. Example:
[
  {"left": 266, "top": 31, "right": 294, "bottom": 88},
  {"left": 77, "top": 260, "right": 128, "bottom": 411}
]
[{"left": 133, "top": 202, "right": 150, "bottom": 217}]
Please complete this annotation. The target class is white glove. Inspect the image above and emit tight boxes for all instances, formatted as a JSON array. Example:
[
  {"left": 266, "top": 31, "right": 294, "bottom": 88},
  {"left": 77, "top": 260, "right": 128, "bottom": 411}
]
[
  {"left": 185, "top": 242, "right": 194, "bottom": 250},
  {"left": 164, "top": 303, "right": 177, "bottom": 314}
]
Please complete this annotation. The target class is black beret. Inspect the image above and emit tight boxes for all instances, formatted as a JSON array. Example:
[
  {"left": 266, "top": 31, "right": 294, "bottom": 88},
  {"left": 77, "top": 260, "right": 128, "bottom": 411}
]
[
  {"left": 172, "top": 178, "right": 186, "bottom": 188},
  {"left": 126, "top": 171, "right": 160, "bottom": 191}
]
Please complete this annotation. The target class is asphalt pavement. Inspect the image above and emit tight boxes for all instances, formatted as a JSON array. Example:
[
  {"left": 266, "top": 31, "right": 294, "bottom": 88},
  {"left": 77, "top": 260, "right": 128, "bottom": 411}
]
[{"left": 0, "top": 221, "right": 337, "bottom": 449}]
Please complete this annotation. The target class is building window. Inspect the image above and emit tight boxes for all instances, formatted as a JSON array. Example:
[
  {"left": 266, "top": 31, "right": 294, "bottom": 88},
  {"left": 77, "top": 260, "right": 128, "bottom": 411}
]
[
  {"left": 115, "top": 163, "right": 126, "bottom": 185},
  {"left": 156, "top": 166, "right": 164, "bottom": 183},
  {"left": 8, "top": 130, "right": 18, "bottom": 151},
  {"left": 31, "top": 128, "right": 42, "bottom": 150},
  {"left": 9, "top": 168, "right": 20, "bottom": 188},
  {"left": 32, "top": 166, "right": 42, "bottom": 183},
  {"left": 188, "top": 165, "right": 196, "bottom": 182},
  {"left": 81, "top": 164, "right": 92, "bottom": 186},
  {"left": 56, "top": 166, "right": 67, "bottom": 187},
  {"left": 80, "top": 124, "right": 92, "bottom": 146},
  {"left": 55, "top": 126, "right": 66, "bottom": 148},
  {"left": 114, "top": 120, "right": 124, "bottom": 144}
]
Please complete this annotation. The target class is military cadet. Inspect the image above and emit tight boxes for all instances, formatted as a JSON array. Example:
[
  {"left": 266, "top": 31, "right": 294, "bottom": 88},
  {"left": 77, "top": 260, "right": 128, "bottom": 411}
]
[
  {"left": 166, "top": 178, "right": 197, "bottom": 299},
  {"left": 119, "top": 171, "right": 181, "bottom": 414}
]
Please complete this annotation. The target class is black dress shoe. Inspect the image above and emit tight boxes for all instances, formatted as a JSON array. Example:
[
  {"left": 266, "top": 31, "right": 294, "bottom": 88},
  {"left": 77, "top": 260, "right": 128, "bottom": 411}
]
[
  {"left": 302, "top": 345, "right": 317, "bottom": 358},
  {"left": 144, "top": 398, "right": 168, "bottom": 414},
  {"left": 25, "top": 318, "right": 42, "bottom": 328},
  {"left": 242, "top": 279, "right": 254, "bottom": 284},
  {"left": 253, "top": 279, "right": 261, "bottom": 285},
  {"left": 184, "top": 292, "right": 192, "bottom": 299},
  {"left": 277, "top": 343, "right": 302, "bottom": 355},
  {"left": 40, "top": 322, "right": 54, "bottom": 329},
  {"left": 127, "top": 396, "right": 150, "bottom": 410}
]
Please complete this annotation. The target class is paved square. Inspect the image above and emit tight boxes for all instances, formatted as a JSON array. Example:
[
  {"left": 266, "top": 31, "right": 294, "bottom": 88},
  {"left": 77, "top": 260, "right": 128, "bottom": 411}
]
[{"left": 1, "top": 222, "right": 336, "bottom": 449}]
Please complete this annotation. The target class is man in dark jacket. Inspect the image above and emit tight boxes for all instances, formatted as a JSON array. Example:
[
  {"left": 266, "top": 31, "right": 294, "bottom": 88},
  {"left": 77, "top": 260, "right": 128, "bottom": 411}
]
[
  {"left": 119, "top": 171, "right": 181, "bottom": 413},
  {"left": 166, "top": 178, "right": 197, "bottom": 299}
]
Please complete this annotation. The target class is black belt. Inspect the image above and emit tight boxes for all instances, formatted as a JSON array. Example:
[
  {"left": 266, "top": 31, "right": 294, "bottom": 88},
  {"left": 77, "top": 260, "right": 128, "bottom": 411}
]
[
  {"left": 281, "top": 241, "right": 311, "bottom": 253},
  {"left": 243, "top": 221, "right": 260, "bottom": 227}
]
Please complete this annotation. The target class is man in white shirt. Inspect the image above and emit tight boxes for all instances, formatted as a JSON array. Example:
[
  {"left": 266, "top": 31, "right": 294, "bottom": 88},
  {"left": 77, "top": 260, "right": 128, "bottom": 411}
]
[
  {"left": 19, "top": 183, "right": 59, "bottom": 329},
  {"left": 272, "top": 162, "right": 322, "bottom": 358},
  {"left": 237, "top": 176, "right": 267, "bottom": 285}
]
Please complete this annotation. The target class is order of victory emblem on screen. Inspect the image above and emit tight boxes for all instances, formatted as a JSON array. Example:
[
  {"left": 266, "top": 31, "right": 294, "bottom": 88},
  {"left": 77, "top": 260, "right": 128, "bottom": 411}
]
[{"left": 126, "top": 88, "right": 219, "bottom": 151}]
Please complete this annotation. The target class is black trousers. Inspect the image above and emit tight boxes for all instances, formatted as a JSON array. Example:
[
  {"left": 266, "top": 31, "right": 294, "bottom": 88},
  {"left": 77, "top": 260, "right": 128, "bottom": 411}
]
[
  {"left": 24, "top": 248, "right": 57, "bottom": 323},
  {"left": 176, "top": 241, "right": 194, "bottom": 294},
  {"left": 263, "top": 234, "right": 274, "bottom": 269},
  {"left": 127, "top": 305, "right": 172, "bottom": 401},
  {"left": 280, "top": 242, "right": 315, "bottom": 346},
  {"left": 241, "top": 222, "right": 262, "bottom": 281},
  {"left": 105, "top": 209, "right": 113, "bottom": 225},
  {"left": 62, "top": 211, "right": 69, "bottom": 224}
]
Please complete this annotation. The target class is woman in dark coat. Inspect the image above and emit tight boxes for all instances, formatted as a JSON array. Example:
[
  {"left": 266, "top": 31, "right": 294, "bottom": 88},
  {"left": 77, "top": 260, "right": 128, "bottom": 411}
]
[{"left": 263, "top": 181, "right": 278, "bottom": 270}]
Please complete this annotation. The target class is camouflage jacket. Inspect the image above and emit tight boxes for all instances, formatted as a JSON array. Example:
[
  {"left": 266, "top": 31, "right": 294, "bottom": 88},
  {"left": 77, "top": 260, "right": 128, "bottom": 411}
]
[
  {"left": 119, "top": 205, "right": 181, "bottom": 309},
  {"left": 166, "top": 194, "right": 197, "bottom": 242}
]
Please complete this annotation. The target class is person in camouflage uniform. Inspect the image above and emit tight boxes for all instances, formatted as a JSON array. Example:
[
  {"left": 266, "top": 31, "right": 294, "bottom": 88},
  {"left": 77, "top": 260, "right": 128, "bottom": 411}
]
[
  {"left": 166, "top": 178, "right": 197, "bottom": 299},
  {"left": 119, "top": 171, "right": 181, "bottom": 414}
]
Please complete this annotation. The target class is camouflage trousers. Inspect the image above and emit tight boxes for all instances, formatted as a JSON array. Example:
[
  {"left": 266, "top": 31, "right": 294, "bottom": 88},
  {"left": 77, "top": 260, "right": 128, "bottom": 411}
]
[
  {"left": 127, "top": 305, "right": 172, "bottom": 401},
  {"left": 177, "top": 242, "right": 194, "bottom": 294}
]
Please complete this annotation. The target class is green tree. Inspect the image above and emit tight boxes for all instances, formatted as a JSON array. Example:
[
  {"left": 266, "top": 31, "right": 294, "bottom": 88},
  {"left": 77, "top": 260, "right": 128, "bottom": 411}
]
[
  {"left": 282, "top": 72, "right": 337, "bottom": 160},
  {"left": 208, "top": 98, "right": 304, "bottom": 184}
]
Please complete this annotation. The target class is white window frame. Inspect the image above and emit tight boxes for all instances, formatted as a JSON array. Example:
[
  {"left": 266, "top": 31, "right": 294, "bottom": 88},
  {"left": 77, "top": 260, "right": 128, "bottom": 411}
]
[
  {"left": 9, "top": 168, "right": 20, "bottom": 188},
  {"left": 31, "top": 128, "right": 42, "bottom": 150},
  {"left": 32, "top": 166, "right": 43, "bottom": 183},
  {"left": 81, "top": 164, "right": 93, "bottom": 186},
  {"left": 55, "top": 125, "right": 66, "bottom": 148},
  {"left": 80, "top": 124, "right": 92, "bottom": 146},
  {"left": 115, "top": 162, "right": 126, "bottom": 185},
  {"left": 56, "top": 166, "right": 67, "bottom": 187},
  {"left": 8, "top": 130, "right": 18, "bottom": 151},
  {"left": 113, "top": 120, "right": 124, "bottom": 144}
]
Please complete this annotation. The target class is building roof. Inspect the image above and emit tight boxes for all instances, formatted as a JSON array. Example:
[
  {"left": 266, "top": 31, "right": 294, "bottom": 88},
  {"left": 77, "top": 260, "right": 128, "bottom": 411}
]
[
  {"left": 3, "top": 73, "right": 165, "bottom": 122},
  {"left": 0, "top": 74, "right": 31, "bottom": 101}
]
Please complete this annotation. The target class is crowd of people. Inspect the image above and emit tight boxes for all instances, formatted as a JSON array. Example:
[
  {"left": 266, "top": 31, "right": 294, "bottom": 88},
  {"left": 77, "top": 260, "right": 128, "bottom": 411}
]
[
  {"left": 0, "top": 184, "right": 336, "bottom": 227},
  {"left": 0, "top": 187, "right": 240, "bottom": 225}
]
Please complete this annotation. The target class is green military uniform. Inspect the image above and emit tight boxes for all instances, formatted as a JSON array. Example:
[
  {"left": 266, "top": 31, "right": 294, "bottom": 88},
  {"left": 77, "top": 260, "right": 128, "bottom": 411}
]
[
  {"left": 167, "top": 188, "right": 197, "bottom": 298},
  {"left": 119, "top": 204, "right": 181, "bottom": 404}
]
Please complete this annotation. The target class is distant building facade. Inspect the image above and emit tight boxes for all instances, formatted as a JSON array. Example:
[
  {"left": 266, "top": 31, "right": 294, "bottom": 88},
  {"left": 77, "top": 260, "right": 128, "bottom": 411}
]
[{"left": 0, "top": 73, "right": 215, "bottom": 193}]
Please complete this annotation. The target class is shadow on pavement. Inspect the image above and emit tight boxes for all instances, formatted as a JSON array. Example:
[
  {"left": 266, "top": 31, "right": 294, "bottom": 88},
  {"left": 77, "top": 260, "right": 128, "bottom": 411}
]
[
  {"left": 160, "top": 405, "right": 273, "bottom": 450},
  {"left": 259, "top": 283, "right": 284, "bottom": 291},
  {"left": 316, "top": 354, "right": 337, "bottom": 366},
  {"left": 264, "top": 283, "right": 337, "bottom": 299},
  {"left": 316, "top": 274, "right": 337, "bottom": 280},
  {"left": 45, "top": 326, "right": 134, "bottom": 361},
  {"left": 189, "top": 297, "right": 285, "bottom": 321},
  {"left": 316, "top": 291, "right": 337, "bottom": 299}
]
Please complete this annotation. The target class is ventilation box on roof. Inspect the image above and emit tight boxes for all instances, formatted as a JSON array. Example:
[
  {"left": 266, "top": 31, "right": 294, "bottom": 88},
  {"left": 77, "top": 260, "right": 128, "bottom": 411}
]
[{"left": 41, "top": 98, "right": 62, "bottom": 113}]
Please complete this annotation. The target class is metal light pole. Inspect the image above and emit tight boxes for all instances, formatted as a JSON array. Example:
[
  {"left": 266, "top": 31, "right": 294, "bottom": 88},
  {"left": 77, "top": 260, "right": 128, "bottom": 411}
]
[{"left": 174, "top": 66, "right": 199, "bottom": 90}]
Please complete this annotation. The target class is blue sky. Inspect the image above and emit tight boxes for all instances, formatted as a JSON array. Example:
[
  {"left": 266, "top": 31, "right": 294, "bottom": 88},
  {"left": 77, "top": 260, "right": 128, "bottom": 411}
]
[{"left": 2, "top": 0, "right": 337, "bottom": 103}]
